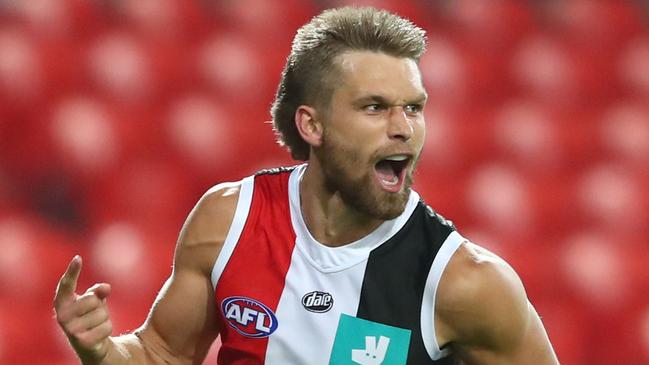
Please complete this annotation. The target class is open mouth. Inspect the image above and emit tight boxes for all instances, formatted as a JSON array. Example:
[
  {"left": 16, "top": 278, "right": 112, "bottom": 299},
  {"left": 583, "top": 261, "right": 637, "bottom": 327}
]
[{"left": 374, "top": 154, "right": 411, "bottom": 193}]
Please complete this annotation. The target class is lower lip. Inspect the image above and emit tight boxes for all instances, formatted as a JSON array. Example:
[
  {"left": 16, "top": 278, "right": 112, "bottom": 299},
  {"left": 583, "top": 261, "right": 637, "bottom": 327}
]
[{"left": 374, "top": 166, "right": 406, "bottom": 193}]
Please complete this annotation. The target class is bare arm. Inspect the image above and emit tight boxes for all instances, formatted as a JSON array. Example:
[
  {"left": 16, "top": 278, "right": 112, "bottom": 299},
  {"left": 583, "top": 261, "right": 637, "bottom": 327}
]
[
  {"left": 435, "top": 242, "right": 560, "bottom": 365},
  {"left": 54, "top": 183, "right": 241, "bottom": 365}
]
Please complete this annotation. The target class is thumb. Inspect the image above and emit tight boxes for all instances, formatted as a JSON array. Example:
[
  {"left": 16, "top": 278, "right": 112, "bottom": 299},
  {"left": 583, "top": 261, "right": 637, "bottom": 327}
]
[{"left": 87, "top": 283, "right": 112, "bottom": 301}]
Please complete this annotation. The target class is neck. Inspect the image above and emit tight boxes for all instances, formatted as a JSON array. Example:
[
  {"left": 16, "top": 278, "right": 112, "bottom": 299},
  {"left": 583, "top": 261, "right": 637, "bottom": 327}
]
[{"left": 299, "top": 161, "right": 384, "bottom": 247}]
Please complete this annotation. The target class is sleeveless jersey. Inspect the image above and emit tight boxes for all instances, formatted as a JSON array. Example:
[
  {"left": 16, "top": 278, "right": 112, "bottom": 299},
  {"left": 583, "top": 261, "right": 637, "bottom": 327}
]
[{"left": 211, "top": 165, "right": 466, "bottom": 364}]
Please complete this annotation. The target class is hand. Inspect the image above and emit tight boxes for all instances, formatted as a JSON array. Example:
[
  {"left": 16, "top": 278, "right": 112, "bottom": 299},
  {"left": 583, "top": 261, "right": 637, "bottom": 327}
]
[{"left": 54, "top": 256, "right": 113, "bottom": 365}]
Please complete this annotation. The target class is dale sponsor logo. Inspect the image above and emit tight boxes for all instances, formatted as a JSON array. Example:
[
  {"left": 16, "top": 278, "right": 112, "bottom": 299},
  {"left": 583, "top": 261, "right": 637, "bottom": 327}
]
[
  {"left": 301, "top": 291, "right": 334, "bottom": 313},
  {"left": 221, "top": 296, "right": 278, "bottom": 338}
]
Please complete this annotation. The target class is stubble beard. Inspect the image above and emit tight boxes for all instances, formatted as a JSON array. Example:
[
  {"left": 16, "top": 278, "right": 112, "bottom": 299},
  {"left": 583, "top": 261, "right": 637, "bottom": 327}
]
[{"left": 315, "top": 133, "right": 413, "bottom": 221}]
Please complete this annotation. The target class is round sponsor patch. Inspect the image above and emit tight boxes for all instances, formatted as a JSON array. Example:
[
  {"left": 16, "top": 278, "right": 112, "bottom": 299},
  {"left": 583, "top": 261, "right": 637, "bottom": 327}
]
[{"left": 301, "top": 291, "right": 334, "bottom": 313}]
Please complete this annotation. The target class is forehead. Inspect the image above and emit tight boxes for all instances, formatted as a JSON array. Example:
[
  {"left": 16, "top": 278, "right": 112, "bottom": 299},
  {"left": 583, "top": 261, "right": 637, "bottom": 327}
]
[{"left": 333, "top": 50, "right": 425, "bottom": 101}]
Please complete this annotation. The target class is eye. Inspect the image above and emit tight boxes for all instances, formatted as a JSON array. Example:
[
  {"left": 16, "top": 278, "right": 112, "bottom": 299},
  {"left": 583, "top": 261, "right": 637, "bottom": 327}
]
[
  {"left": 364, "top": 104, "right": 386, "bottom": 113},
  {"left": 403, "top": 104, "right": 422, "bottom": 114}
]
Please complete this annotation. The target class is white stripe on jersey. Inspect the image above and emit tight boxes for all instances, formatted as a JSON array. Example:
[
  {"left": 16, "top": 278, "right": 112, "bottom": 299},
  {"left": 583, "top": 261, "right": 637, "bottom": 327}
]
[
  {"left": 421, "top": 230, "right": 466, "bottom": 360},
  {"left": 210, "top": 175, "right": 255, "bottom": 289}
]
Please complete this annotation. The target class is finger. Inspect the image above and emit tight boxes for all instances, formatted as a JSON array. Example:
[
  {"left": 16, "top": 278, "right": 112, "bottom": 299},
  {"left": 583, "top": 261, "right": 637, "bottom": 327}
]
[
  {"left": 87, "top": 283, "right": 111, "bottom": 301},
  {"left": 72, "top": 291, "right": 105, "bottom": 317},
  {"left": 57, "top": 283, "right": 111, "bottom": 326},
  {"left": 56, "top": 294, "right": 101, "bottom": 326},
  {"left": 66, "top": 307, "right": 110, "bottom": 334},
  {"left": 75, "top": 320, "right": 113, "bottom": 351},
  {"left": 54, "top": 255, "right": 82, "bottom": 305}
]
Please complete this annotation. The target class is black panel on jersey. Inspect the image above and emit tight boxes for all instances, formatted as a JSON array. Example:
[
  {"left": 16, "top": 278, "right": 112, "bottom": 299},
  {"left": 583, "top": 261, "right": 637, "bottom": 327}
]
[{"left": 356, "top": 201, "right": 458, "bottom": 365}]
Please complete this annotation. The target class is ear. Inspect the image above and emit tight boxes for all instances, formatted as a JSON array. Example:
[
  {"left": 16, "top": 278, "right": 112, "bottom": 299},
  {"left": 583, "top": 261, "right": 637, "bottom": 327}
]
[{"left": 295, "top": 105, "right": 323, "bottom": 148}]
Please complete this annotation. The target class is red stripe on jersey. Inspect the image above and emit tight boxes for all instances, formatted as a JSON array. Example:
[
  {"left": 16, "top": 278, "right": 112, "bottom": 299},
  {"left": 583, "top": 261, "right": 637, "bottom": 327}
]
[{"left": 215, "top": 170, "right": 297, "bottom": 364}]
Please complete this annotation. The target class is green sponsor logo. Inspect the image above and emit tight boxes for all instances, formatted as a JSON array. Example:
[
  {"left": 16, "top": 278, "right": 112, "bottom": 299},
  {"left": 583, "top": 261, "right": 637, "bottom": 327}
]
[{"left": 329, "top": 314, "right": 411, "bottom": 365}]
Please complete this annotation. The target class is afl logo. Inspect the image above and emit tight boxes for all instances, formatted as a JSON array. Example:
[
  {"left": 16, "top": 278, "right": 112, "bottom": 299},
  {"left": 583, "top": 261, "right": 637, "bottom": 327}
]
[
  {"left": 301, "top": 291, "right": 334, "bottom": 313},
  {"left": 221, "top": 296, "right": 278, "bottom": 338}
]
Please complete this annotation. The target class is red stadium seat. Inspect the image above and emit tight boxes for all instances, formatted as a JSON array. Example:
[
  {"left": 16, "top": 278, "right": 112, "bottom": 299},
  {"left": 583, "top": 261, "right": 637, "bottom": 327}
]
[
  {"left": 599, "top": 101, "right": 649, "bottom": 170},
  {"left": 539, "top": 0, "right": 645, "bottom": 49},
  {"left": 443, "top": 0, "right": 536, "bottom": 47},
  {"left": 420, "top": 36, "right": 468, "bottom": 107},
  {"left": 0, "top": 213, "right": 77, "bottom": 303},
  {"left": 211, "top": 0, "right": 314, "bottom": 43},
  {"left": 0, "top": 168, "right": 16, "bottom": 211},
  {"left": 464, "top": 163, "right": 535, "bottom": 236},
  {"left": 49, "top": 96, "right": 121, "bottom": 180},
  {"left": 166, "top": 95, "right": 235, "bottom": 165},
  {"left": 0, "top": 217, "right": 43, "bottom": 300},
  {"left": 491, "top": 99, "right": 562, "bottom": 173},
  {"left": 510, "top": 35, "right": 579, "bottom": 105},
  {"left": 0, "top": 301, "right": 74, "bottom": 364},
  {"left": 325, "top": 0, "right": 427, "bottom": 27},
  {"left": 87, "top": 222, "right": 176, "bottom": 335},
  {"left": 533, "top": 298, "right": 589, "bottom": 365},
  {"left": 575, "top": 164, "right": 646, "bottom": 234},
  {"left": 164, "top": 94, "right": 241, "bottom": 183},
  {"left": 118, "top": 0, "right": 183, "bottom": 38},
  {"left": 638, "top": 306, "right": 649, "bottom": 363},
  {"left": 194, "top": 33, "right": 267, "bottom": 102},
  {"left": 86, "top": 32, "right": 155, "bottom": 102},
  {"left": 12, "top": 0, "right": 71, "bottom": 37},
  {"left": 618, "top": 37, "right": 649, "bottom": 98},
  {"left": 418, "top": 105, "right": 463, "bottom": 171},
  {"left": 88, "top": 222, "right": 157, "bottom": 292},
  {"left": 0, "top": 27, "right": 42, "bottom": 104},
  {"left": 82, "top": 160, "right": 196, "bottom": 234},
  {"left": 560, "top": 231, "right": 634, "bottom": 310}
]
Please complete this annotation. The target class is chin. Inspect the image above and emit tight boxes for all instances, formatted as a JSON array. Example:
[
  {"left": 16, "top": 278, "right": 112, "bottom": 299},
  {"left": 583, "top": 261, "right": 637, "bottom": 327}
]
[
  {"left": 346, "top": 183, "right": 411, "bottom": 221},
  {"left": 374, "top": 189, "right": 411, "bottom": 220}
]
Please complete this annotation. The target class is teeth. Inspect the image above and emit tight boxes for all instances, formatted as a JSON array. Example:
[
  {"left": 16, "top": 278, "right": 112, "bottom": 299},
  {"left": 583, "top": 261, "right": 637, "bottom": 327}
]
[
  {"left": 381, "top": 176, "right": 399, "bottom": 186},
  {"left": 384, "top": 155, "right": 408, "bottom": 161}
]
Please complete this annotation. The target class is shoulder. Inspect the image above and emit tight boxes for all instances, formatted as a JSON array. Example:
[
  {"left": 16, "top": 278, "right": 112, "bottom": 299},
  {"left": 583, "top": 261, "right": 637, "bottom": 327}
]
[
  {"left": 435, "top": 240, "right": 530, "bottom": 351},
  {"left": 174, "top": 181, "right": 243, "bottom": 275}
]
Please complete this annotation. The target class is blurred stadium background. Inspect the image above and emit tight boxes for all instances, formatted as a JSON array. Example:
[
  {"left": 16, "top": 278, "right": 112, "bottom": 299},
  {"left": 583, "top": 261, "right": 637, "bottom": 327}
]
[{"left": 0, "top": 0, "right": 648, "bottom": 364}]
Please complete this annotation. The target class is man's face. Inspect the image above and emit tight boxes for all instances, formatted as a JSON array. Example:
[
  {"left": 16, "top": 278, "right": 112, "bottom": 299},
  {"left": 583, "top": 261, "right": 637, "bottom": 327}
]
[{"left": 313, "top": 51, "right": 427, "bottom": 220}]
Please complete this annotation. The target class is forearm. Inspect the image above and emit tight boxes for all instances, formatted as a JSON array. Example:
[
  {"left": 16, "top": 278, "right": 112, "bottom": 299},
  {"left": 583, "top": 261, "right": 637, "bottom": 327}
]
[
  {"left": 86, "top": 334, "right": 171, "bottom": 365},
  {"left": 73, "top": 335, "right": 138, "bottom": 365}
]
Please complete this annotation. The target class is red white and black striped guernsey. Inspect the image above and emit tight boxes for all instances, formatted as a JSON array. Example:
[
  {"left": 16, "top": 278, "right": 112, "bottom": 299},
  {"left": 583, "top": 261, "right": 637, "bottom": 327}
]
[{"left": 210, "top": 164, "right": 467, "bottom": 364}]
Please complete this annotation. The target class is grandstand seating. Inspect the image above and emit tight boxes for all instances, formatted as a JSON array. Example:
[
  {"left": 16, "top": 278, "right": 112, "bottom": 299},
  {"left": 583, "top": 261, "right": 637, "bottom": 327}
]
[{"left": 0, "top": 1, "right": 647, "bottom": 363}]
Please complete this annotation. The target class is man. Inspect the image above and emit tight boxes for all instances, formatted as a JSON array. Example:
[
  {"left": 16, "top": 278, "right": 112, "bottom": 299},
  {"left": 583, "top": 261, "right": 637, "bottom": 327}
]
[{"left": 54, "top": 7, "right": 560, "bottom": 365}]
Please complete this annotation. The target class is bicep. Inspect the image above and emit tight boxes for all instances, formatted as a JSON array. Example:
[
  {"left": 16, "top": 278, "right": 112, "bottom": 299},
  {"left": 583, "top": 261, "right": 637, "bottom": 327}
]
[
  {"left": 136, "top": 262, "right": 219, "bottom": 365},
  {"left": 454, "top": 301, "right": 559, "bottom": 365}
]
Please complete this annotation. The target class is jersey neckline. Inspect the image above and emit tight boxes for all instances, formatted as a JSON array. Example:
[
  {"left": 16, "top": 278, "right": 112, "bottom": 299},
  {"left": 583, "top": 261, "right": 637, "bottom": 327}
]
[{"left": 288, "top": 164, "right": 420, "bottom": 273}]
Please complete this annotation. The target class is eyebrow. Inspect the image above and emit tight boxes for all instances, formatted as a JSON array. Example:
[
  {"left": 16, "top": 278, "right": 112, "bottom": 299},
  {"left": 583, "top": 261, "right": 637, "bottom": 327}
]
[{"left": 352, "top": 93, "right": 428, "bottom": 107}]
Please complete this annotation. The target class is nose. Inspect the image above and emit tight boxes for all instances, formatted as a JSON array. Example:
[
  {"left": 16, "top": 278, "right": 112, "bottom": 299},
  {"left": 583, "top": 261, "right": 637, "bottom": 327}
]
[{"left": 387, "top": 106, "right": 414, "bottom": 141}]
